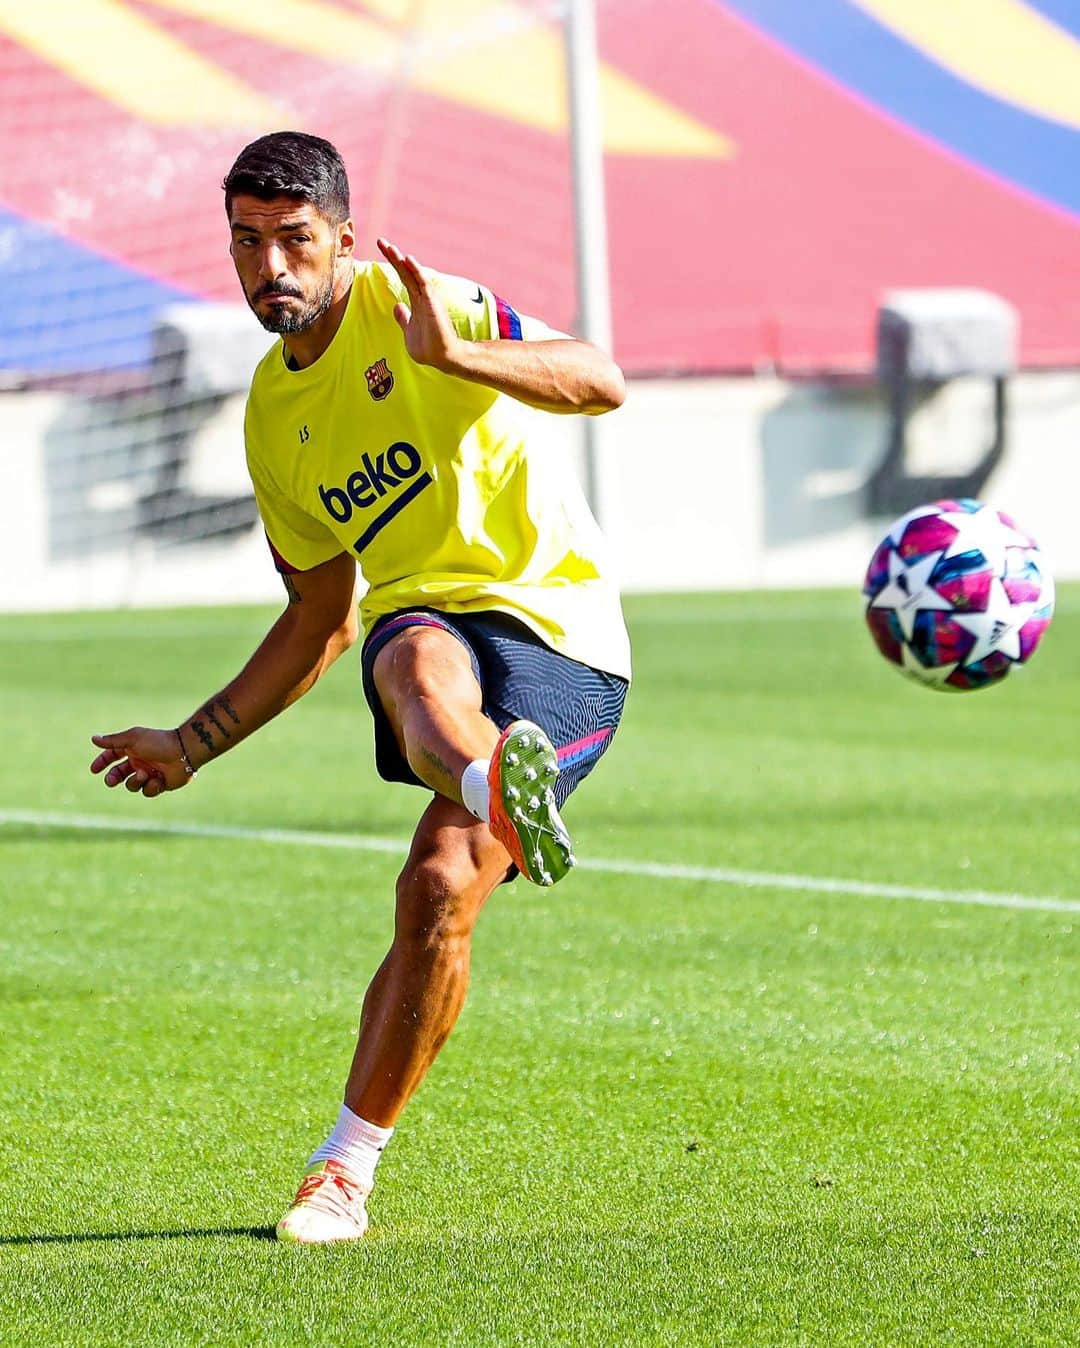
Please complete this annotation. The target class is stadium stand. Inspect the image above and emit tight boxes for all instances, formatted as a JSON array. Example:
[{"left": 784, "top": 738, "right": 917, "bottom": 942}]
[{"left": 2, "top": 0, "right": 1079, "bottom": 380}]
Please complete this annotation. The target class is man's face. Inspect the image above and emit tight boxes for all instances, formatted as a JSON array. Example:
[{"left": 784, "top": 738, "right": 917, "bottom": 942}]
[{"left": 229, "top": 194, "right": 352, "bottom": 335}]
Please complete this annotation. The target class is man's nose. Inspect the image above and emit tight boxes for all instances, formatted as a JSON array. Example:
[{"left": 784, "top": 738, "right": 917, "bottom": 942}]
[{"left": 258, "top": 243, "right": 287, "bottom": 280}]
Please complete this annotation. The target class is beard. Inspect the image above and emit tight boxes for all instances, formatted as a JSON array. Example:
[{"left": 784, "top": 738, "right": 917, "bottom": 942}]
[{"left": 249, "top": 260, "right": 336, "bottom": 335}]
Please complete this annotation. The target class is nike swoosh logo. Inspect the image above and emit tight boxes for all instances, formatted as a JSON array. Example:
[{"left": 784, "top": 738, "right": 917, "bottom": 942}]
[{"left": 472, "top": 287, "right": 484, "bottom": 305}]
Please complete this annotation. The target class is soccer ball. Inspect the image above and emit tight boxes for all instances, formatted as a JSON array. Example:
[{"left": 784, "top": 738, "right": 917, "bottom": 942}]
[{"left": 863, "top": 499, "right": 1054, "bottom": 691}]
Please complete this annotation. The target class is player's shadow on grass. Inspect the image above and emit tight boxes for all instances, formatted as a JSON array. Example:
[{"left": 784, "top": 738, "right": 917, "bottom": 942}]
[{"left": 0, "top": 1225, "right": 276, "bottom": 1246}]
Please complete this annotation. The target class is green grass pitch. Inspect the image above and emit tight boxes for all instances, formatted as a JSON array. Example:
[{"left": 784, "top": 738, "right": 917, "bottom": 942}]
[{"left": 0, "top": 590, "right": 1076, "bottom": 1345}]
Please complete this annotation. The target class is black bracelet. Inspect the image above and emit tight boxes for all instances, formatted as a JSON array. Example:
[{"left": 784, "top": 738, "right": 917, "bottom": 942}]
[{"left": 175, "top": 726, "right": 198, "bottom": 779}]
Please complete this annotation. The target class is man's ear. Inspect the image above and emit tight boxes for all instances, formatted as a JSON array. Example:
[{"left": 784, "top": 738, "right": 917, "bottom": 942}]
[{"left": 337, "top": 218, "right": 356, "bottom": 259}]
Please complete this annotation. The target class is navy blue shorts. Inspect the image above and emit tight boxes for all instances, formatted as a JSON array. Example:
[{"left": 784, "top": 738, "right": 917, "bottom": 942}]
[{"left": 361, "top": 608, "right": 628, "bottom": 807}]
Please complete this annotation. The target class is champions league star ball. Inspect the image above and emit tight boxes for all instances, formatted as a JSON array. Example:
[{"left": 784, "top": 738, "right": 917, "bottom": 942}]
[{"left": 863, "top": 499, "right": 1054, "bottom": 691}]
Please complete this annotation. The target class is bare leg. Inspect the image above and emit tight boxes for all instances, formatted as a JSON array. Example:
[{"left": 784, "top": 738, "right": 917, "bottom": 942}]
[
  {"left": 344, "top": 627, "right": 513, "bottom": 1126},
  {"left": 371, "top": 626, "right": 501, "bottom": 803},
  {"left": 343, "top": 794, "right": 509, "bottom": 1125}
]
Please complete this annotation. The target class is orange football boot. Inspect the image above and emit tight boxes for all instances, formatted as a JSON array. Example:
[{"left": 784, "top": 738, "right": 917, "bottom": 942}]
[{"left": 487, "top": 720, "right": 576, "bottom": 886}]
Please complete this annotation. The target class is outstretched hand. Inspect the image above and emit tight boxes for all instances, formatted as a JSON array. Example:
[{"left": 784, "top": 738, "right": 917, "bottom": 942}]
[
  {"left": 377, "top": 238, "right": 463, "bottom": 373},
  {"left": 90, "top": 727, "right": 192, "bottom": 798}
]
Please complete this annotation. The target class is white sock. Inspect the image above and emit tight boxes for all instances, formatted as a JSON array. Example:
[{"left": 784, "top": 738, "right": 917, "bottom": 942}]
[
  {"left": 308, "top": 1104, "right": 394, "bottom": 1189},
  {"left": 460, "top": 758, "right": 491, "bottom": 823}
]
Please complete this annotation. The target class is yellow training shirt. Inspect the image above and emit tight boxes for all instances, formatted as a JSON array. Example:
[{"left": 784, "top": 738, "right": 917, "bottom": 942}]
[{"left": 244, "top": 261, "right": 631, "bottom": 680}]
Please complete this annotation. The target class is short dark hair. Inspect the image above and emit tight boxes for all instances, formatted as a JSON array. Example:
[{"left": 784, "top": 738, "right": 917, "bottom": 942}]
[{"left": 223, "top": 131, "right": 350, "bottom": 223}]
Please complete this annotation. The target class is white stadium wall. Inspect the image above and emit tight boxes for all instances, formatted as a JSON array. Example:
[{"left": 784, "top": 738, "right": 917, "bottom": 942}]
[
  {"left": 605, "top": 371, "right": 1079, "bottom": 592},
  {"left": 3, "top": 371, "right": 1079, "bottom": 613}
]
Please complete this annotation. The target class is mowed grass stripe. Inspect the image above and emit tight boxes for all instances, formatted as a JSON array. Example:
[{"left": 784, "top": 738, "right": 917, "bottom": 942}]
[
  {"left": 3, "top": 807, "right": 1077, "bottom": 914},
  {"left": 1, "top": 593, "right": 1076, "bottom": 1346}
]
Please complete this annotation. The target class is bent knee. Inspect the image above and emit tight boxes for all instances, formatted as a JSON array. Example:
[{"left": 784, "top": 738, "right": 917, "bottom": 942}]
[
  {"left": 394, "top": 854, "right": 488, "bottom": 949},
  {"left": 373, "top": 627, "right": 479, "bottom": 711}
]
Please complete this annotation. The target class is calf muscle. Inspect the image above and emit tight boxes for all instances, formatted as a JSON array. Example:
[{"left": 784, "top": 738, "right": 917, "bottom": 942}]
[{"left": 344, "top": 796, "right": 509, "bottom": 1124}]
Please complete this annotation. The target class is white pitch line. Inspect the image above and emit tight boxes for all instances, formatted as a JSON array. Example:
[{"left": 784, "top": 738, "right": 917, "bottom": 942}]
[
  {"left": 0, "top": 808, "right": 405, "bottom": 857},
  {"left": 1, "top": 808, "right": 1077, "bottom": 915},
  {"left": 0, "top": 623, "right": 270, "bottom": 645}
]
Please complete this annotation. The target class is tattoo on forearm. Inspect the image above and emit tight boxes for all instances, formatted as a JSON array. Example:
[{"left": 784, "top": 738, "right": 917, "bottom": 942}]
[
  {"left": 282, "top": 573, "right": 302, "bottom": 604},
  {"left": 190, "top": 718, "right": 214, "bottom": 754},
  {"left": 188, "top": 696, "right": 242, "bottom": 759},
  {"left": 205, "top": 705, "right": 231, "bottom": 740}
]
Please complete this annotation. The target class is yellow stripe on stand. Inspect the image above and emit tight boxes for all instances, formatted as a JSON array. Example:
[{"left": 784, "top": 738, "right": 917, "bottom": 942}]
[
  {"left": 0, "top": 0, "right": 281, "bottom": 126},
  {"left": 852, "top": 0, "right": 1080, "bottom": 131},
  {"left": 159, "top": 0, "right": 734, "bottom": 157},
  {"left": 0, "top": 0, "right": 733, "bottom": 155},
  {"left": 147, "top": 0, "right": 399, "bottom": 67}
]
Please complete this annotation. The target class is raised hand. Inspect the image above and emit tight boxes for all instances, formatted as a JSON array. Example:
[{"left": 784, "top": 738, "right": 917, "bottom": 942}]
[
  {"left": 377, "top": 237, "right": 463, "bottom": 373},
  {"left": 90, "top": 726, "right": 193, "bottom": 798}
]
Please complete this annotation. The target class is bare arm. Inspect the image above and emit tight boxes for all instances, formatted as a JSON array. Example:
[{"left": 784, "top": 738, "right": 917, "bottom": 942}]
[
  {"left": 377, "top": 238, "right": 625, "bottom": 415},
  {"left": 432, "top": 336, "right": 622, "bottom": 416},
  {"left": 90, "top": 551, "right": 358, "bottom": 797}
]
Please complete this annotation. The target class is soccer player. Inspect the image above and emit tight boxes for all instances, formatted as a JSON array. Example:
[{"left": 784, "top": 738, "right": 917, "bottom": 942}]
[{"left": 89, "top": 131, "right": 630, "bottom": 1244}]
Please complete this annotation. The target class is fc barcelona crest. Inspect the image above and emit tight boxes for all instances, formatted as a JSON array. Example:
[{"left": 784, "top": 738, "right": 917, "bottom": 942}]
[{"left": 365, "top": 357, "right": 394, "bottom": 401}]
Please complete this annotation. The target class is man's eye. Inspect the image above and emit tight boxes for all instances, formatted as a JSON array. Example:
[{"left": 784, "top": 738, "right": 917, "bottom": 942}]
[{"left": 291, "top": 236, "right": 311, "bottom": 245}]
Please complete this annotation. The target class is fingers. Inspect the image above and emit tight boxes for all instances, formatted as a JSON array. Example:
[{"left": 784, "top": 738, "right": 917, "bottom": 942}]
[
  {"left": 90, "top": 733, "right": 130, "bottom": 775},
  {"left": 101, "top": 759, "right": 164, "bottom": 795},
  {"left": 377, "top": 236, "right": 406, "bottom": 270},
  {"left": 90, "top": 731, "right": 126, "bottom": 768},
  {"left": 377, "top": 238, "right": 428, "bottom": 300},
  {"left": 377, "top": 237, "right": 410, "bottom": 292},
  {"left": 90, "top": 735, "right": 167, "bottom": 796},
  {"left": 392, "top": 302, "right": 411, "bottom": 331},
  {"left": 102, "top": 758, "right": 136, "bottom": 789},
  {"left": 90, "top": 747, "right": 120, "bottom": 775},
  {"left": 127, "top": 756, "right": 166, "bottom": 794}
]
